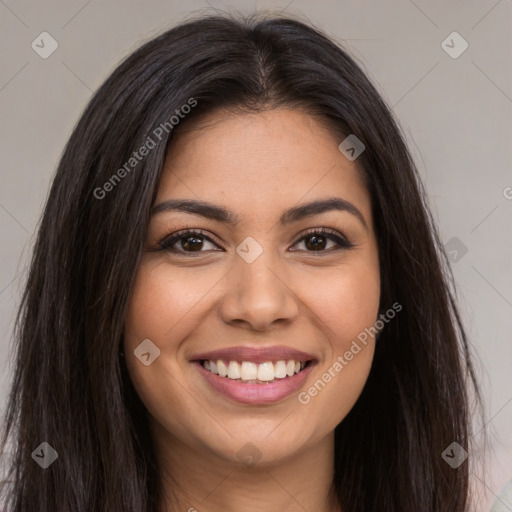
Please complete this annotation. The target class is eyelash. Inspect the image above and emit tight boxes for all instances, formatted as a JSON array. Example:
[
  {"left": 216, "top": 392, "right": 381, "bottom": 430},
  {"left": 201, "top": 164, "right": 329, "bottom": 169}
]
[{"left": 156, "top": 227, "right": 354, "bottom": 255}]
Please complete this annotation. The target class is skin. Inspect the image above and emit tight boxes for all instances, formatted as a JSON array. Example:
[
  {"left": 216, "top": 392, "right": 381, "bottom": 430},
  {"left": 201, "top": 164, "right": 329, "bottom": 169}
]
[{"left": 123, "top": 108, "right": 381, "bottom": 512}]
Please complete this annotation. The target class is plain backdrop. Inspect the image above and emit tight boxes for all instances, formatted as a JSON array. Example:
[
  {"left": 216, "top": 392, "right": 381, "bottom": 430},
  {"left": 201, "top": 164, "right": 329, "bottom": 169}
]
[{"left": 0, "top": 1, "right": 511, "bottom": 511}]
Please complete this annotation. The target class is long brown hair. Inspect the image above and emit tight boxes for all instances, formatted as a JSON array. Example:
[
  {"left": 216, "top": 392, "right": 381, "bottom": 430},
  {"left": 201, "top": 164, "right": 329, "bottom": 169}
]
[{"left": 0, "top": 12, "right": 484, "bottom": 511}]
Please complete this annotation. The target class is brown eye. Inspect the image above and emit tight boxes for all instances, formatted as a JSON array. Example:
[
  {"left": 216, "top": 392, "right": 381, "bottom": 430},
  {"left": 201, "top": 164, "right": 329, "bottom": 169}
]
[
  {"left": 158, "top": 230, "right": 220, "bottom": 253},
  {"left": 303, "top": 234, "right": 330, "bottom": 251},
  {"left": 179, "top": 235, "right": 206, "bottom": 251},
  {"left": 291, "top": 228, "right": 354, "bottom": 253},
  {"left": 156, "top": 227, "right": 353, "bottom": 255}
]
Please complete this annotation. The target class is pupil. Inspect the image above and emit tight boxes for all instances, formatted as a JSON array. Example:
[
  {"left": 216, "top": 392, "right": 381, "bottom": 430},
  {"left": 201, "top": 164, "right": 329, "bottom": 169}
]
[
  {"left": 306, "top": 235, "right": 326, "bottom": 251},
  {"left": 180, "top": 234, "right": 327, "bottom": 252},
  {"left": 182, "top": 236, "right": 203, "bottom": 251}
]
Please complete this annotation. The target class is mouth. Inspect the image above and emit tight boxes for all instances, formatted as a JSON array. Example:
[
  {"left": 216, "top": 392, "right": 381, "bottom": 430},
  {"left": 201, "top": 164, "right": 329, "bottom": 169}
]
[
  {"left": 192, "top": 358, "right": 317, "bottom": 404},
  {"left": 195, "top": 358, "right": 314, "bottom": 384}
]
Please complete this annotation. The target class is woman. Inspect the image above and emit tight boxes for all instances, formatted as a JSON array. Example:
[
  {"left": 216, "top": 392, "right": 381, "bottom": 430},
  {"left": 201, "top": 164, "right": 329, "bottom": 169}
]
[{"left": 0, "top": 12, "right": 484, "bottom": 512}]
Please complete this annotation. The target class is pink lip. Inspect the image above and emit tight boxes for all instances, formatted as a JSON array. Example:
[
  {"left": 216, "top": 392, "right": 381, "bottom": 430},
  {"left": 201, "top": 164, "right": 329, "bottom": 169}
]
[
  {"left": 194, "top": 360, "right": 317, "bottom": 405},
  {"left": 190, "top": 345, "right": 317, "bottom": 364}
]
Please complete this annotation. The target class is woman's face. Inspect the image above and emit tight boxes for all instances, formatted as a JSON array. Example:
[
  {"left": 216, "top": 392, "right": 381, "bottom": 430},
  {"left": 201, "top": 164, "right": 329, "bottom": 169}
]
[{"left": 124, "top": 108, "right": 380, "bottom": 467}]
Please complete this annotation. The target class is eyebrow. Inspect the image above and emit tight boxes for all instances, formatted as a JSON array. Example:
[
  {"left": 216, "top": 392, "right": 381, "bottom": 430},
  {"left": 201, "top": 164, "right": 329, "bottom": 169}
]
[{"left": 151, "top": 197, "right": 368, "bottom": 230}]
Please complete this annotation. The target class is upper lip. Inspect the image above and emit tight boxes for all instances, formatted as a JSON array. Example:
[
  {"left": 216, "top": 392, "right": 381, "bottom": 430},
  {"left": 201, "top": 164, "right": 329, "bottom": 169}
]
[{"left": 190, "top": 345, "right": 317, "bottom": 364}]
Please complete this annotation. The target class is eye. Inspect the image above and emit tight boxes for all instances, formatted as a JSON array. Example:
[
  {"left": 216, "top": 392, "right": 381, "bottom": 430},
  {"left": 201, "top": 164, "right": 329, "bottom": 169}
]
[
  {"left": 156, "top": 227, "right": 353, "bottom": 255},
  {"left": 291, "top": 228, "right": 354, "bottom": 253},
  {"left": 158, "top": 229, "right": 220, "bottom": 254}
]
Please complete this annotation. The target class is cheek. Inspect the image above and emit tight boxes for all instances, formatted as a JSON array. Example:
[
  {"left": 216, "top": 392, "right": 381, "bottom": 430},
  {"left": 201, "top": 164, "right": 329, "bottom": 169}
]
[
  {"left": 123, "top": 264, "right": 184, "bottom": 399},
  {"left": 305, "top": 261, "right": 381, "bottom": 348},
  {"left": 124, "top": 261, "right": 208, "bottom": 342},
  {"left": 122, "top": 263, "right": 202, "bottom": 440},
  {"left": 294, "top": 259, "right": 380, "bottom": 422}
]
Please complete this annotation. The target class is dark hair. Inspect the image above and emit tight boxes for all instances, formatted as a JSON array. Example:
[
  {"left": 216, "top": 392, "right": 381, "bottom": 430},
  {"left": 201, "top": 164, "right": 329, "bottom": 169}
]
[{"left": 0, "top": 11, "right": 484, "bottom": 512}]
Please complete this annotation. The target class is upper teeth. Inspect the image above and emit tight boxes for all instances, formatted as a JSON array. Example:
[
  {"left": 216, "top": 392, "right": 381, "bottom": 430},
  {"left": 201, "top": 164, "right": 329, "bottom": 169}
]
[{"left": 202, "top": 359, "right": 307, "bottom": 381}]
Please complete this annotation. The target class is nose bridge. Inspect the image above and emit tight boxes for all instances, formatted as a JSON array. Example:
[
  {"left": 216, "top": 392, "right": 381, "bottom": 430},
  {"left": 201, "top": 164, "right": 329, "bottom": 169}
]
[
  {"left": 237, "top": 248, "right": 280, "bottom": 293},
  {"left": 219, "top": 237, "right": 299, "bottom": 330},
  {"left": 234, "top": 239, "right": 286, "bottom": 302}
]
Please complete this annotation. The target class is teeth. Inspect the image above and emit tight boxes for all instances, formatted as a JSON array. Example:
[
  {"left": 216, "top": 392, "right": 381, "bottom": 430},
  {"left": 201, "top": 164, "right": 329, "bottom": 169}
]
[
  {"left": 257, "top": 362, "right": 274, "bottom": 381},
  {"left": 201, "top": 359, "right": 308, "bottom": 382},
  {"left": 274, "top": 360, "right": 287, "bottom": 378},
  {"left": 227, "top": 361, "right": 240, "bottom": 379},
  {"left": 217, "top": 360, "right": 227, "bottom": 377},
  {"left": 240, "top": 362, "right": 258, "bottom": 380}
]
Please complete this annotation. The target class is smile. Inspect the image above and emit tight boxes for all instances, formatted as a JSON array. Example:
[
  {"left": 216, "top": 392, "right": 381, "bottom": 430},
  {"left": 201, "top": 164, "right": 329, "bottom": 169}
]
[
  {"left": 193, "top": 359, "right": 316, "bottom": 404},
  {"left": 200, "top": 359, "right": 310, "bottom": 383}
]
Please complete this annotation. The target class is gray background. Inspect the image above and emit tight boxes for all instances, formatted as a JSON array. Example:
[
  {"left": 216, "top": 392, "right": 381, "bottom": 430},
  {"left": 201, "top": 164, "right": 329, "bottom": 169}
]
[{"left": 0, "top": 1, "right": 511, "bottom": 510}]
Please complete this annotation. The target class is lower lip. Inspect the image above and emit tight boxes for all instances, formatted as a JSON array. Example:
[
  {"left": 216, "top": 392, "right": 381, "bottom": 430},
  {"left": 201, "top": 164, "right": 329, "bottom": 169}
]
[{"left": 193, "top": 361, "right": 316, "bottom": 405}]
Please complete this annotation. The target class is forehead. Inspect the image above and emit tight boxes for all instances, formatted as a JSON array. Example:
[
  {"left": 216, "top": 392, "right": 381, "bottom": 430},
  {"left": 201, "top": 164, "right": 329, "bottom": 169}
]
[{"left": 156, "top": 108, "right": 370, "bottom": 221}]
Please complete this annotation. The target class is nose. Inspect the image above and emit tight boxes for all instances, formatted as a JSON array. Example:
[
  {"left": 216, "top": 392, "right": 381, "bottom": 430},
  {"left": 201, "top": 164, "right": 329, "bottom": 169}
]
[{"left": 219, "top": 250, "right": 300, "bottom": 332}]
